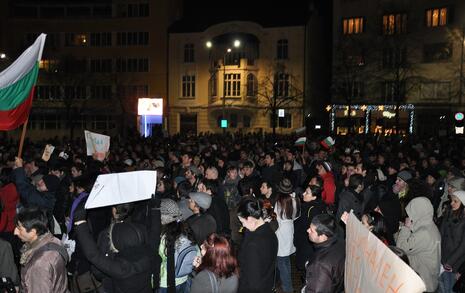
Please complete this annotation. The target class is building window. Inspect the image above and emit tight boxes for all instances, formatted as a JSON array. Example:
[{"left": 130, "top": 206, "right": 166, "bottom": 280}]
[
  {"left": 127, "top": 3, "right": 149, "bottom": 17},
  {"left": 243, "top": 115, "right": 251, "bottom": 127},
  {"left": 116, "top": 32, "right": 149, "bottom": 46},
  {"left": 116, "top": 58, "right": 148, "bottom": 72},
  {"left": 382, "top": 47, "right": 406, "bottom": 68},
  {"left": 65, "top": 33, "right": 88, "bottom": 47},
  {"left": 117, "top": 85, "right": 148, "bottom": 98},
  {"left": 90, "top": 32, "right": 112, "bottom": 47},
  {"left": 64, "top": 86, "right": 87, "bottom": 100},
  {"left": 420, "top": 82, "right": 450, "bottom": 101},
  {"left": 90, "top": 59, "right": 112, "bottom": 72},
  {"left": 276, "top": 73, "right": 289, "bottom": 97},
  {"left": 383, "top": 13, "right": 407, "bottom": 35},
  {"left": 91, "top": 115, "right": 115, "bottom": 130},
  {"left": 382, "top": 81, "right": 406, "bottom": 103},
  {"left": 230, "top": 114, "right": 238, "bottom": 128},
  {"left": 342, "top": 81, "right": 364, "bottom": 99},
  {"left": 270, "top": 113, "right": 292, "bottom": 128},
  {"left": 423, "top": 43, "right": 452, "bottom": 62},
  {"left": 184, "top": 44, "right": 195, "bottom": 63},
  {"left": 342, "top": 17, "right": 364, "bottom": 35},
  {"left": 209, "top": 74, "right": 217, "bottom": 97},
  {"left": 277, "top": 39, "right": 288, "bottom": 59},
  {"left": 182, "top": 75, "right": 195, "bottom": 98},
  {"left": 39, "top": 59, "right": 59, "bottom": 72},
  {"left": 426, "top": 7, "right": 449, "bottom": 27},
  {"left": 34, "top": 85, "right": 61, "bottom": 100},
  {"left": 225, "top": 74, "right": 241, "bottom": 97},
  {"left": 90, "top": 85, "right": 112, "bottom": 100},
  {"left": 246, "top": 73, "right": 258, "bottom": 97}
]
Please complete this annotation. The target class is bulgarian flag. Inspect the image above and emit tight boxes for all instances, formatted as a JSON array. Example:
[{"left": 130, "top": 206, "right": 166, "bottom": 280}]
[
  {"left": 0, "top": 34, "right": 46, "bottom": 130},
  {"left": 295, "top": 136, "right": 307, "bottom": 146},
  {"left": 321, "top": 136, "right": 335, "bottom": 149}
]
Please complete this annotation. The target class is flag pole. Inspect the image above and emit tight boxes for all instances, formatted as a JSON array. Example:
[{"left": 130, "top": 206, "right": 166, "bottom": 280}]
[{"left": 17, "top": 118, "right": 29, "bottom": 158}]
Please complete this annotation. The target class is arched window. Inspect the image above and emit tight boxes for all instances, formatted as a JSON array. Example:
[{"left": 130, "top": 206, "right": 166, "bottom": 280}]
[{"left": 246, "top": 73, "right": 258, "bottom": 97}]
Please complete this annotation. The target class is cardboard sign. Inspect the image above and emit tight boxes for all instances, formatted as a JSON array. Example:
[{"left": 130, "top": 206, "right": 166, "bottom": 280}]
[
  {"left": 85, "top": 170, "right": 157, "bottom": 209},
  {"left": 41, "top": 144, "right": 55, "bottom": 161},
  {"left": 345, "top": 212, "right": 426, "bottom": 293},
  {"left": 84, "top": 130, "right": 110, "bottom": 161}
]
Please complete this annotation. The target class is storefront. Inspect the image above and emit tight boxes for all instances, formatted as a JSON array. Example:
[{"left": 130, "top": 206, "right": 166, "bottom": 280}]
[{"left": 326, "top": 104, "right": 415, "bottom": 135}]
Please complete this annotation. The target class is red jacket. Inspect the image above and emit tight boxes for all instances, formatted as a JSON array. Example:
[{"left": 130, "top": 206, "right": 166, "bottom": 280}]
[
  {"left": 0, "top": 183, "right": 19, "bottom": 232},
  {"left": 321, "top": 172, "right": 336, "bottom": 205}
]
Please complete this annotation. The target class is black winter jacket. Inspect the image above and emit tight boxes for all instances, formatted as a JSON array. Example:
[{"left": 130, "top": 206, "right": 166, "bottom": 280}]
[
  {"left": 304, "top": 237, "right": 345, "bottom": 293},
  {"left": 75, "top": 222, "right": 152, "bottom": 293},
  {"left": 238, "top": 222, "right": 278, "bottom": 293},
  {"left": 440, "top": 208, "right": 465, "bottom": 271}
]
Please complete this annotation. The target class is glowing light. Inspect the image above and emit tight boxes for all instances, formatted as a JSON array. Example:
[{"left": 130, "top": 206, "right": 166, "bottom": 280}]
[
  {"left": 326, "top": 105, "right": 332, "bottom": 112},
  {"left": 206, "top": 41, "right": 212, "bottom": 48},
  {"left": 234, "top": 40, "right": 241, "bottom": 48}
]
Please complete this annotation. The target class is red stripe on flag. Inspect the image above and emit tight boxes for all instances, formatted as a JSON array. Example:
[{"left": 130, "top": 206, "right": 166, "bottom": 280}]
[{"left": 0, "top": 87, "right": 34, "bottom": 131}]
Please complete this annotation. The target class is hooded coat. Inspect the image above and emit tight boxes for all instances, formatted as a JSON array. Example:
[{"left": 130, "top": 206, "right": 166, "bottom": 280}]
[{"left": 396, "top": 197, "right": 441, "bottom": 292}]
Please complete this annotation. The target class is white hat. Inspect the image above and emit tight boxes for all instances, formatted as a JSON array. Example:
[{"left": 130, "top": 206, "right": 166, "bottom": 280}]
[{"left": 452, "top": 190, "right": 465, "bottom": 205}]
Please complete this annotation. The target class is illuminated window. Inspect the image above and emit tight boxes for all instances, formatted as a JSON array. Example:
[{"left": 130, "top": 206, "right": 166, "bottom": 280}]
[
  {"left": 246, "top": 73, "right": 258, "bottom": 97},
  {"left": 225, "top": 74, "right": 241, "bottom": 97},
  {"left": 182, "top": 75, "right": 195, "bottom": 98},
  {"left": 383, "top": 13, "right": 407, "bottom": 35},
  {"left": 426, "top": 7, "right": 448, "bottom": 27},
  {"left": 275, "top": 73, "right": 289, "bottom": 97},
  {"left": 39, "top": 59, "right": 59, "bottom": 72},
  {"left": 342, "top": 17, "right": 364, "bottom": 35},
  {"left": 65, "top": 33, "right": 88, "bottom": 47}
]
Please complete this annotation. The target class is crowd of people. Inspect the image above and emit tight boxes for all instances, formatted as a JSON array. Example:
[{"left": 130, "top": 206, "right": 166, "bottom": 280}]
[{"left": 0, "top": 131, "right": 465, "bottom": 293}]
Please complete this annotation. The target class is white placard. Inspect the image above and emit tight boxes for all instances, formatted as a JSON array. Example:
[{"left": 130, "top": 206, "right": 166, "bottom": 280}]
[{"left": 84, "top": 130, "right": 110, "bottom": 161}]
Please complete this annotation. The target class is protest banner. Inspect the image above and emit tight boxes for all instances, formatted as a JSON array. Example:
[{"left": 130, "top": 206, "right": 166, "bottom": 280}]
[
  {"left": 345, "top": 212, "right": 426, "bottom": 293},
  {"left": 84, "top": 130, "right": 110, "bottom": 161},
  {"left": 41, "top": 144, "right": 55, "bottom": 161},
  {"left": 85, "top": 170, "right": 157, "bottom": 209}
]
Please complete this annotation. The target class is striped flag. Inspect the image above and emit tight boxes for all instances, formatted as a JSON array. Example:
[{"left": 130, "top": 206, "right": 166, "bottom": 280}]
[
  {"left": 295, "top": 136, "right": 307, "bottom": 146},
  {"left": 0, "top": 34, "right": 46, "bottom": 130}
]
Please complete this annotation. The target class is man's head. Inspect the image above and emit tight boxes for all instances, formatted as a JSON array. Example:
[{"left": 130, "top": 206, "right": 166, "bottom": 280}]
[
  {"left": 307, "top": 214, "right": 337, "bottom": 244},
  {"left": 264, "top": 152, "right": 275, "bottom": 167},
  {"left": 37, "top": 174, "right": 60, "bottom": 193},
  {"left": 198, "top": 179, "right": 218, "bottom": 195},
  {"left": 188, "top": 192, "right": 212, "bottom": 214},
  {"left": 14, "top": 207, "right": 49, "bottom": 243},
  {"left": 181, "top": 152, "right": 193, "bottom": 167},
  {"left": 260, "top": 180, "right": 273, "bottom": 197},
  {"left": 394, "top": 170, "right": 412, "bottom": 193},
  {"left": 205, "top": 166, "right": 219, "bottom": 180},
  {"left": 242, "top": 160, "right": 255, "bottom": 177},
  {"left": 24, "top": 158, "right": 40, "bottom": 177},
  {"left": 348, "top": 174, "right": 364, "bottom": 193},
  {"left": 226, "top": 165, "right": 238, "bottom": 180}
]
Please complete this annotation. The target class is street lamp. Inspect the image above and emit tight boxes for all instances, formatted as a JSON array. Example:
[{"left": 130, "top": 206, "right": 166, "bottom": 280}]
[
  {"left": 0, "top": 53, "right": 6, "bottom": 59},
  {"left": 206, "top": 39, "right": 241, "bottom": 133}
]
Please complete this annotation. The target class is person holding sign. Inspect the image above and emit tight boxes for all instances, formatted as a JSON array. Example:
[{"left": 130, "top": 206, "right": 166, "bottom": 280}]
[{"left": 303, "top": 213, "right": 345, "bottom": 293}]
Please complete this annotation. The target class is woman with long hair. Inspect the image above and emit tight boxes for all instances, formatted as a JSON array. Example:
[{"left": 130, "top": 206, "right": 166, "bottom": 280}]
[
  {"left": 274, "top": 179, "right": 300, "bottom": 293},
  {"left": 158, "top": 199, "right": 198, "bottom": 293},
  {"left": 361, "top": 211, "right": 394, "bottom": 245},
  {"left": 439, "top": 190, "right": 465, "bottom": 292},
  {"left": 191, "top": 233, "right": 239, "bottom": 293},
  {"left": 236, "top": 196, "right": 278, "bottom": 293}
]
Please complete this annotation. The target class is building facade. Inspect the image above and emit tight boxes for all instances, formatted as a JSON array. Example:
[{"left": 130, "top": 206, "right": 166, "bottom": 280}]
[
  {"left": 168, "top": 21, "right": 306, "bottom": 134},
  {"left": 0, "top": 0, "right": 181, "bottom": 140},
  {"left": 332, "top": 0, "right": 465, "bottom": 135}
]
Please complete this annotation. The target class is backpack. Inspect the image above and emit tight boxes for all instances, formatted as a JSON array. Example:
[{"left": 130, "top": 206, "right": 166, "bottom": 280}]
[{"left": 174, "top": 240, "right": 198, "bottom": 278}]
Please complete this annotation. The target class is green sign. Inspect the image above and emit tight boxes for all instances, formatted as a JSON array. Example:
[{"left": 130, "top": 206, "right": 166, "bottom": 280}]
[{"left": 221, "top": 119, "right": 228, "bottom": 128}]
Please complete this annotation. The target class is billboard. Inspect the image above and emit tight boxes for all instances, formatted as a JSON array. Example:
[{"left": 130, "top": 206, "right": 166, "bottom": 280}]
[{"left": 138, "top": 98, "right": 163, "bottom": 116}]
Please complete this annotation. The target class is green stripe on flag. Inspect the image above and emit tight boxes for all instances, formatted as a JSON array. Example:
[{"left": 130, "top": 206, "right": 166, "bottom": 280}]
[{"left": 0, "top": 63, "right": 39, "bottom": 111}]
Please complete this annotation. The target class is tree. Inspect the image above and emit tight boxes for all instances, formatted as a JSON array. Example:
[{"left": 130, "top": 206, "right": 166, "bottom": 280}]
[
  {"left": 48, "top": 55, "right": 91, "bottom": 139},
  {"left": 256, "top": 62, "right": 304, "bottom": 137}
]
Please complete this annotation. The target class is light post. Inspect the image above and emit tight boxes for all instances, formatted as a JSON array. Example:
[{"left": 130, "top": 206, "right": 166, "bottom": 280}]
[{"left": 206, "top": 39, "right": 240, "bottom": 134}]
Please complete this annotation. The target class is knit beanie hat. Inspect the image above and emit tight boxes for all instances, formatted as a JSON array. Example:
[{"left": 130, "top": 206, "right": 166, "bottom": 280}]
[
  {"left": 189, "top": 192, "right": 212, "bottom": 210},
  {"left": 277, "top": 178, "right": 294, "bottom": 194},
  {"left": 160, "top": 199, "right": 183, "bottom": 225},
  {"left": 397, "top": 170, "right": 412, "bottom": 182},
  {"left": 452, "top": 190, "right": 465, "bottom": 205}
]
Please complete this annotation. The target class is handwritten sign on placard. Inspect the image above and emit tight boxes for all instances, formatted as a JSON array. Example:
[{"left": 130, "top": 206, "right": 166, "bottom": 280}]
[
  {"left": 345, "top": 212, "right": 426, "bottom": 293},
  {"left": 84, "top": 130, "right": 110, "bottom": 161}
]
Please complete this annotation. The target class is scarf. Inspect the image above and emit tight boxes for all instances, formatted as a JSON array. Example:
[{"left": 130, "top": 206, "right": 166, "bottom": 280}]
[{"left": 20, "top": 232, "right": 53, "bottom": 265}]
